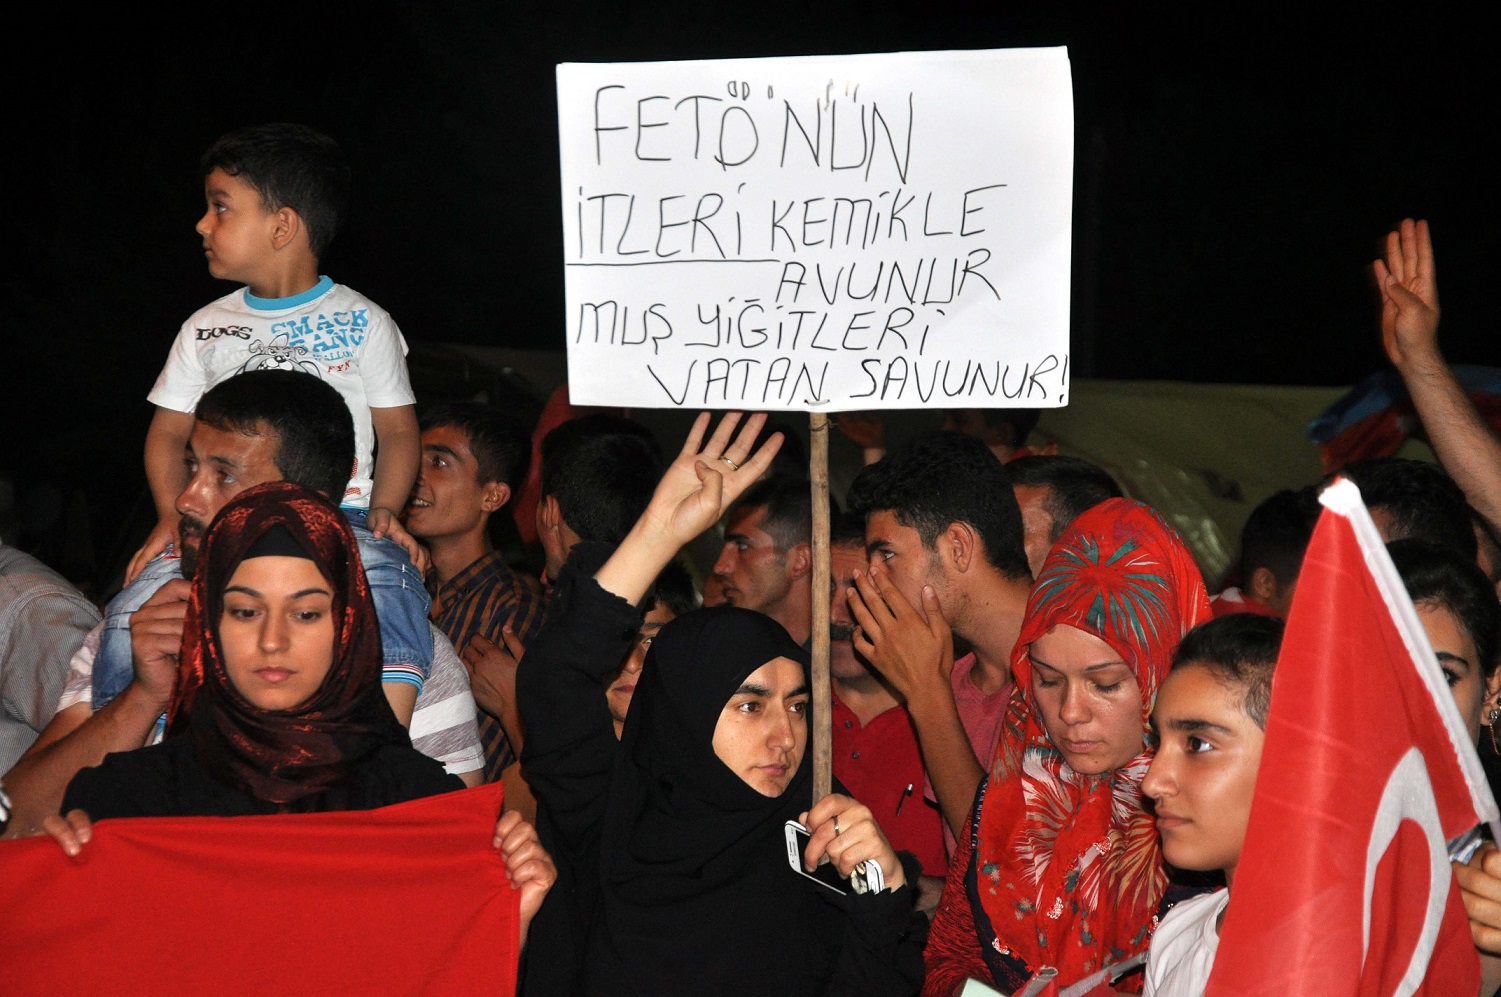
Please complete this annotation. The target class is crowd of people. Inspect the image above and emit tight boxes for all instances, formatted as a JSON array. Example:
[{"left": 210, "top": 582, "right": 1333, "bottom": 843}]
[{"left": 3, "top": 124, "right": 1501, "bottom": 996}]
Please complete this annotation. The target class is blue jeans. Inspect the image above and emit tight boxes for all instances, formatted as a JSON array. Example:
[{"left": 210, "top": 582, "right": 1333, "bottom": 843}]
[
  {"left": 93, "top": 553, "right": 184, "bottom": 711},
  {"left": 342, "top": 507, "right": 433, "bottom": 688},
  {"left": 93, "top": 514, "right": 433, "bottom": 710}
]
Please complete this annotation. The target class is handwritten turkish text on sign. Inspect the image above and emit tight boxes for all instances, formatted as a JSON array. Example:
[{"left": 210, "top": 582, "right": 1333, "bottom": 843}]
[{"left": 558, "top": 48, "right": 1073, "bottom": 411}]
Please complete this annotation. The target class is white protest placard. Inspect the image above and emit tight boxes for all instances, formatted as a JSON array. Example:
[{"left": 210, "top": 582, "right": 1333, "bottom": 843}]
[{"left": 557, "top": 48, "right": 1073, "bottom": 411}]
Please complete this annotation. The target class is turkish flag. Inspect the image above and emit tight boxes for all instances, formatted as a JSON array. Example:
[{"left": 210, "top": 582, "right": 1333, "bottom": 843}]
[
  {"left": 1205, "top": 479, "right": 1495, "bottom": 996},
  {"left": 0, "top": 783, "right": 519, "bottom": 996}
]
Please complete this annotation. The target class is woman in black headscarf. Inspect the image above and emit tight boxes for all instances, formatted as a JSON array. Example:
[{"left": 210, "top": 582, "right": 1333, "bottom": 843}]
[{"left": 519, "top": 413, "right": 925, "bottom": 997}]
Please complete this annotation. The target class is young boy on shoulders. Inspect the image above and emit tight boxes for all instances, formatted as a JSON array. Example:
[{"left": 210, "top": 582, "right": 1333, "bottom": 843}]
[
  {"left": 1140, "top": 613, "right": 1283, "bottom": 997},
  {"left": 132, "top": 123, "right": 423, "bottom": 581}
]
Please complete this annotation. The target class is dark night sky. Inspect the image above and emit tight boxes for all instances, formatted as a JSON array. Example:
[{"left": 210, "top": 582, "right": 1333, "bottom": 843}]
[{"left": 3, "top": 4, "right": 1494, "bottom": 584}]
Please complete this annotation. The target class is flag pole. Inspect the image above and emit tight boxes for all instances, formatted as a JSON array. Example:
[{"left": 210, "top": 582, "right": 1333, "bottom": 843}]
[{"left": 809, "top": 412, "right": 832, "bottom": 804}]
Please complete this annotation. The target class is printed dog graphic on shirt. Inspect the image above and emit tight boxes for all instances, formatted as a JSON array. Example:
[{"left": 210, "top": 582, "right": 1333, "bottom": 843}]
[{"left": 237, "top": 334, "right": 322, "bottom": 377}]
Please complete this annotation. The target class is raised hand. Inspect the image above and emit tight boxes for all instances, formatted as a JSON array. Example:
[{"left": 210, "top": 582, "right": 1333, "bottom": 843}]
[
  {"left": 1372, "top": 217, "right": 1441, "bottom": 369},
  {"left": 597, "top": 412, "right": 784, "bottom": 607},
  {"left": 640, "top": 411, "right": 784, "bottom": 547},
  {"left": 832, "top": 411, "right": 884, "bottom": 449}
]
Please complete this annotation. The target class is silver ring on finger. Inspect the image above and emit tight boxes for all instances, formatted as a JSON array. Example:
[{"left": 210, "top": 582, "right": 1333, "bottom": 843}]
[
  {"left": 833, "top": 815, "right": 841, "bottom": 836},
  {"left": 719, "top": 456, "right": 740, "bottom": 471}
]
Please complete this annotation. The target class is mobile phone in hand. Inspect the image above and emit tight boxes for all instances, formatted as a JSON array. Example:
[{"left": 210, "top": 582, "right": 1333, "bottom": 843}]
[{"left": 784, "top": 820, "right": 884, "bottom": 894}]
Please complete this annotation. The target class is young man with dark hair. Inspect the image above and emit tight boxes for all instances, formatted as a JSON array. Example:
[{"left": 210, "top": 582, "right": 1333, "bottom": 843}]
[
  {"left": 713, "top": 474, "right": 819, "bottom": 645},
  {"left": 1006, "top": 454, "right": 1123, "bottom": 576},
  {"left": 536, "top": 415, "right": 662, "bottom": 583},
  {"left": 3, "top": 372, "right": 482, "bottom": 837},
  {"left": 193, "top": 364, "right": 360, "bottom": 508},
  {"left": 135, "top": 123, "right": 422, "bottom": 592},
  {"left": 846, "top": 430, "right": 1033, "bottom": 846},
  {"left": 407, "top": 402, "right": 544, "bottom": 782},
  {"left": 1212, "top": 488, "right": 1320, "bottom": 619},
  {"left": 1338, "top": 457, "right": 1477, "bottom": 561}
]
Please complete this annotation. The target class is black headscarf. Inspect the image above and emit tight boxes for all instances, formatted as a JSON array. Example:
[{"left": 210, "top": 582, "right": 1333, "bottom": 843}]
[{"left": 595, "top": 606, "right": 841, "bottom": 995}]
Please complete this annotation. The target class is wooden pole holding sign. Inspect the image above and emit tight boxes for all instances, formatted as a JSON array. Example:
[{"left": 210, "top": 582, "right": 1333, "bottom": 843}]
[{"left": 809, "top": 412, "right": 832, "bottom": 804}]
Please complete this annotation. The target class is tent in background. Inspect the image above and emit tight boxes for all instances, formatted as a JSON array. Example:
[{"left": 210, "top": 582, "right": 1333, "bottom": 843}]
[{"left": 409, "top": 344, "right": 1438, "bottom": 586}]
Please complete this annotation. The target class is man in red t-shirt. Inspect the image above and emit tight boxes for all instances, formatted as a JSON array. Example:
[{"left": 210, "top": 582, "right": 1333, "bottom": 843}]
[{"left": 827, "top": 514, "right": 947, "bottom": 908}]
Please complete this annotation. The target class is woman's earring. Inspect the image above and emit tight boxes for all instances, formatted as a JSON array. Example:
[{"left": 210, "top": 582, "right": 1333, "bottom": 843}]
[{"left": 1488, "top": 703, "right": 1501, "bottom": 755}]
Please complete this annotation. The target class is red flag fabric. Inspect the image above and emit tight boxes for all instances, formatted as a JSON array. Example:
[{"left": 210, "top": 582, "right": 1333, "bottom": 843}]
[
  {"left": 0, "top": 783, "right": 518, "bottom": 996},
  {"left": 1205, "top": 479, "right": 1494, "bottom": 996}
]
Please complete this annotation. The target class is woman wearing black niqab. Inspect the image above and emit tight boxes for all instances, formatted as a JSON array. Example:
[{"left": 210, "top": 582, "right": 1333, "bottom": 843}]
[{"left": 519, "top": 414, "right": 925, "bottom": 997}]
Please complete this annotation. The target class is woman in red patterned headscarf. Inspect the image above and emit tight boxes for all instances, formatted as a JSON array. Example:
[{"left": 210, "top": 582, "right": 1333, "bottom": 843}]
[{"left": 924, "top": 498, "right": 1213, "bottom": 995}]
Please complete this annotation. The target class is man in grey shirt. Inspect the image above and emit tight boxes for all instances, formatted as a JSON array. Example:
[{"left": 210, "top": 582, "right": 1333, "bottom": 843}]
[{"left": 0, "top": 541, "right": 100, "bottom": 773}]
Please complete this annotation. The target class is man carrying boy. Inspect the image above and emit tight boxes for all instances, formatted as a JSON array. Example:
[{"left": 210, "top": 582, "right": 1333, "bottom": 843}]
[
  {"left": 2, "top": 372, "right": 481, "bottom": 837},
  {"left": 1141, "top": 614, "right": 1282, "bottom": 995},
  {"left": 132, "top": 123, "right": 425, "bottom": 594}
]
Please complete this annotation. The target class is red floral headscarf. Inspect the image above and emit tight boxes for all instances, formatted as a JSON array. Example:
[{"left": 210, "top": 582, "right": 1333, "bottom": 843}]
[
  {"left": 975, "top": 498, "right": 1211, "bottom": 986},
  {"left": 165, "top": 481, "right": 408, "bottom": 807}
]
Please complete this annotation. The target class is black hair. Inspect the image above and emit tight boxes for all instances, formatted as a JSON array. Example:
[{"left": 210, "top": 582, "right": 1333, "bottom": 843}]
[
  {"left": 1239, "top": 487, "right": 1321, "bottom": 586},
  {"left": 1171, "top": 614, "right": 1285, "bottom": 730},
  {"left": 830, "top": 508, "right": 867, "bottom": 548},
  {"left": 195, "top": 371, "right": 354, "bottom": 500},
  {"left": 540, "top": 415, "right": 663, "bottom": 545},
  {"left": 1339, "top": 458, "right": 1477, "bottom": 560},
  {"left": 726, "top": 474, "right": 836, "bottom": 553},
  {"left": 1473, "top": 508, "right": 1501, "bottom": 585},
  {"left": 1389, "top": 537, "right": 1500, "bottom": 680},
  {"left": 1006, "top": 455, "right": 1123, "bottom": 545},
  {"left": 643, "top": 558, "right": 700, "bottom": 619},
  {"left": 997, "top": 409, "right": 1042, "bottom": 447},
  {"left": 419, "top": 401, "right": 531, "bottom": 489},
  {"left": 755, "top": 418, "right": 809, "bottom": 480},
  {"left": 847, "top": 430, "right": 1030, "bottom": 580},
  {"left": 947, "top": 408, "right": 1042, "bottom": 447},
  {"left": 201, "top": 123, "right": 350, "bottom": 260}
]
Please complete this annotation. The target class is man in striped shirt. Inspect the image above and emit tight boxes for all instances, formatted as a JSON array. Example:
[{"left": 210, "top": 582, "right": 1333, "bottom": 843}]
[{"left": 408, "top": 402, "right": 546, "bottom": 782}]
